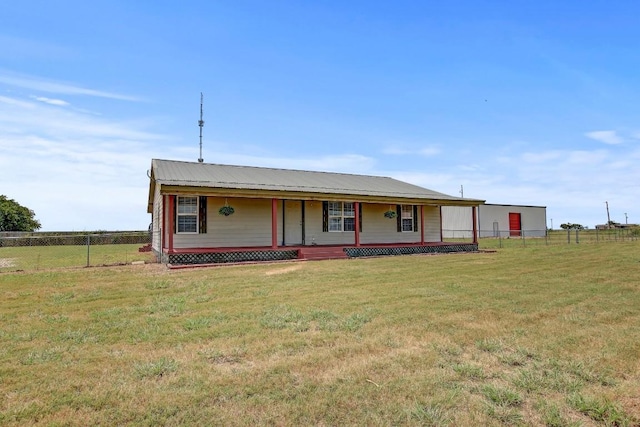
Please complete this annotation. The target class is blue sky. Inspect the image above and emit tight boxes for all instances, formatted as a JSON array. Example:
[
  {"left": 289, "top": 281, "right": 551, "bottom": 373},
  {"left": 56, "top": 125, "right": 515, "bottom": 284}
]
[{"left": 1, "top": 1, "right": 638, "bottom": 230}]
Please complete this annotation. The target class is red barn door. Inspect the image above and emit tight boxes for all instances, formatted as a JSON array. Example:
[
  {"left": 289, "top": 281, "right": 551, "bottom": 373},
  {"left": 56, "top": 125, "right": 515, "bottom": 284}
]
[{"left": 509, "top": 213, "right": 521, "bottom": 236}]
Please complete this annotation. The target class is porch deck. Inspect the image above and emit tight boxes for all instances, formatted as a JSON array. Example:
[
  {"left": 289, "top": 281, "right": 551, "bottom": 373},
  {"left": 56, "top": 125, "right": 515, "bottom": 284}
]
[{"left": 162, "top": 241, "right": 478, "bottom": 266}]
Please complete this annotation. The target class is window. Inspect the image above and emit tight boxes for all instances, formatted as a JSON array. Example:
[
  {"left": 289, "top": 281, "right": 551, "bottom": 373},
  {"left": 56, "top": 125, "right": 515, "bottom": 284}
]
[
  {"left": 328, "top": 201, "right": 355, "bottom": 232},
  {"left": 177, "top": 196, "right": 198, "bottom": 233},
  {"left": 401, "top": 205, "right": 414, "bottom": 232}
]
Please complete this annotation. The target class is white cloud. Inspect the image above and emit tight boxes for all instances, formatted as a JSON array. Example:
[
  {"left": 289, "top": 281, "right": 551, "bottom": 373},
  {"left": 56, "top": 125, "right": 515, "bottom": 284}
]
[
  {"left": 381, "top": 146, "right": 412, "bottom": 155},
  {"left": 0, "top": 71, "right": 141, "bottom": 101},
  {"left": 0, "top": 94, "right": 178, "bottom": 231},
  {"left": 567, "top": 149, "right": 608, "bottom": 165},
  {"left": 381, "top": 144, "right": 441, "bottom": 157},
  {"left": 585, "top": 130, "right": 623, "bottom": 145},
  {"left": 31, "top": 96, "right": 70, "bottom": 106},
  {"left": 419, "top": 146, "right": 441, "bottom": 156},
  {"left": 521, "top": 151, "right": 563, "bottom": 163}
]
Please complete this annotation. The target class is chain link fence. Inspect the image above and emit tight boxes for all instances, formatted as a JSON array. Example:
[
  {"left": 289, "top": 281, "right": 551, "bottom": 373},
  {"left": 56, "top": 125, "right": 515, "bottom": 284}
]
[
  {"left": 0, "top": 231, "right": 155, "bottom": 272},
  {"left": 443, "top": 228, "right": 640, "bottom": 249},
  {"left": 2, "top": 227, "right": 638, "bottom": 272}
]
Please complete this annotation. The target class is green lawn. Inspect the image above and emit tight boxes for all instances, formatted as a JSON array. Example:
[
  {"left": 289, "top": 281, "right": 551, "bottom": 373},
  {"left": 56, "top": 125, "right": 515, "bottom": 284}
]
[{"left": 1, "top": 243, "right": 639, "bottom": 425}]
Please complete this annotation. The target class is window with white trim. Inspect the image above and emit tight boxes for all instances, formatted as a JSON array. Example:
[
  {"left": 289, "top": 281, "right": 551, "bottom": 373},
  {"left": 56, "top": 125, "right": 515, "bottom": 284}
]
[
  {"left": 328, "top": 201, "right": 355, "bottom": 232},
  {"left": 401, "top": 205, "right": 414, "bottom": 232},
  {"left": 177, "top": 196, "right": 198, "bottom": 233}
]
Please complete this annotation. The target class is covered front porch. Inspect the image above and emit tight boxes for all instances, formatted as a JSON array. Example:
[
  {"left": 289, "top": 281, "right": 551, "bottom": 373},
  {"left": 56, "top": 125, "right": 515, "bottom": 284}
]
[{"left": 157, "top": 197, "right": 479, "bottom": 256}]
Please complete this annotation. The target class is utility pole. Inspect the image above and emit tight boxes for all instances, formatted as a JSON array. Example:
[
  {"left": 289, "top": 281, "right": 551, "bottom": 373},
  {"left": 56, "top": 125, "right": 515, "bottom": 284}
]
[
  {"left": 625, "top": 213, "right": 628, "bottom": 224},
  {"left": 605, "top": 201, "right": 611, "bottom": 227},
  {"left": 460, "top": 185, "right": 464, "bottom": 198}
]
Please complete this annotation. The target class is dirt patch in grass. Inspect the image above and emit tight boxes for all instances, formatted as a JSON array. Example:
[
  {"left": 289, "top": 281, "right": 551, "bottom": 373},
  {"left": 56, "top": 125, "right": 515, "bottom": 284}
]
[
  {"left": 264, "top": 264, "right": 302, "bottom": 276},
  {"left": 621, "top": 396, "right": 640, "bottom": 420},
  {"left": 0, "top": 258, "right": 16, "bottom": 268}
]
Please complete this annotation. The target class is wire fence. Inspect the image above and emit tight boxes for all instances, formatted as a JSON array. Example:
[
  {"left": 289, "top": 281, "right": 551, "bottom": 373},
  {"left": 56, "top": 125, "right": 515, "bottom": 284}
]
[
  {"left": 2, "top": 228, "right": 638, "bottom": 272},
  {"left": 0, "top": 231, "right": 154, "bottom": 272},
  {"left": 442, "top": 228, "right": 640, "bottom": 249}
]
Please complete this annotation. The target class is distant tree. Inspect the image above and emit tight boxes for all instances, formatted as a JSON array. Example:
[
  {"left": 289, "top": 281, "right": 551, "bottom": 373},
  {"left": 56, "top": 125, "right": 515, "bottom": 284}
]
[
  {"left": 560, "top": 223, "right": 584, "bottom": 230},
  {"left": 0, "top": 196, "right": 42, "bottom": 232}
]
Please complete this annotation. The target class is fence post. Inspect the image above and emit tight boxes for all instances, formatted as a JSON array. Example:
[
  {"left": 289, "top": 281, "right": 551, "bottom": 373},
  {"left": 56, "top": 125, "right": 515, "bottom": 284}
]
[
  {"left": 575, "top": 229, "right": 579, "bottom": 244},
  {"left": 596, "top": 228, "right": 599, "bottom": 243},
  {"left": 86, "top": 234, "right": 90, "bottom": 267},
  {"left": 522, "top": 230, "right": 526, "bottom": 247}
]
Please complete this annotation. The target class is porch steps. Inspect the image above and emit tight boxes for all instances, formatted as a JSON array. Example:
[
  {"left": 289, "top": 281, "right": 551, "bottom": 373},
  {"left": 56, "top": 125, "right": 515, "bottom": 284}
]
[{"left": 298, "top": 246, "right": 349, "bottom": 261}]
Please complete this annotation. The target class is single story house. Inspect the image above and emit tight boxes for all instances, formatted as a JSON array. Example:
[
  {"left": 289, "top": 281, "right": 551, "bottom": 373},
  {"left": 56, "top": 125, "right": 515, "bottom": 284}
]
[
  {"left": 442, "top": 204, "right": 547, "bottom": 239},
  {"left": 147, "top": 159, "right": 485, "bottom": 265}
]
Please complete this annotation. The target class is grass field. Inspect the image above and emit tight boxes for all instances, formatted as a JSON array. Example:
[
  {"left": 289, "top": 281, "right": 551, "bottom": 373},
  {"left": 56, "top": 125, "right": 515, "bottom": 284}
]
[
  {"left": 1, "top": 243, "right": 639, "bottom": 426},
  {"left": 0, "top": 243, "right": 154, "bottom": 271}
]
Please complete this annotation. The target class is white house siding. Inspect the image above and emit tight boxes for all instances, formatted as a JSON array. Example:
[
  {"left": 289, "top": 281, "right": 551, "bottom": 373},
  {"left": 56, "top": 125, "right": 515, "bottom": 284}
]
[
  {"left": 423, "top": 206, "right": 442, "bottom": 242},
  {"left": 361, "top": 204, "right": 405, "bottom": 244},
  {"left": 151, "top": 185, "right": 163, "bottom": 251},
  {"left": 441, "top": 206, "right": 473, "bottom": 239},
  {"left": 478, "top": 204, "right": 546, "bottom": 238},
  {"left": 173, "top": 197, "right": 274, "bottom": 248}
]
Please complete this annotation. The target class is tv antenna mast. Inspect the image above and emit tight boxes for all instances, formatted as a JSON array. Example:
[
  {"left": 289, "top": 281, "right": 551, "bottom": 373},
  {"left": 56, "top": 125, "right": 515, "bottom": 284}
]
[{"left": 198, "top": 92, "right": 204, "bottom": 163}]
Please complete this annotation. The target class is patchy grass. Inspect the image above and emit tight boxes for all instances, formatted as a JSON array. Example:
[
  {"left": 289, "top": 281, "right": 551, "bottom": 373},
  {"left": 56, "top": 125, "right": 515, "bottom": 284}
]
[{"left": 0, "top": 243, "right": 639, "bottom": 425}]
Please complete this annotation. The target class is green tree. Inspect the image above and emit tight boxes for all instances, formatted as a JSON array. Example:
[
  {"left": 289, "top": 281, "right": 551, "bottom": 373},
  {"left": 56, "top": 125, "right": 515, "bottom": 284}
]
[
  {"left": 560, "top": 223, "right": 584, "bottom": 230},
  {"left": 0, "top": 195, "right": 42, "bottom": 232}
]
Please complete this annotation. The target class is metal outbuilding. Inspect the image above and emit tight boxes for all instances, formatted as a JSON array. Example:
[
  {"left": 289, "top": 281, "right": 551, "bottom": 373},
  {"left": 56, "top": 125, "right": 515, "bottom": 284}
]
[{"left": 442, "top": 204, "right": 547, "bottom": 239}]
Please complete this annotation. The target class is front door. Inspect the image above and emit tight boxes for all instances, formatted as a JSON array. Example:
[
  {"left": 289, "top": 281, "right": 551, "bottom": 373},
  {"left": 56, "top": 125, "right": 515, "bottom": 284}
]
[{"left": 283, "top": 200, "right": 303, "bottom": 245}]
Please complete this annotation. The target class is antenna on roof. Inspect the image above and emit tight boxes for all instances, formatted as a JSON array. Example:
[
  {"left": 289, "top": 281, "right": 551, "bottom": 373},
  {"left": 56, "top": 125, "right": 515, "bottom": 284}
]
[{"left": 198, "top": 92, "right": 204, "bottom": 163}]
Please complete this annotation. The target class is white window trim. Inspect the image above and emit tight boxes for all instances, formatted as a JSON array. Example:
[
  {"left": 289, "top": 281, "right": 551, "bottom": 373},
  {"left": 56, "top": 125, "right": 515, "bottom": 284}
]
[
  {"left": 328, "top": 201, "right": 355, "bottom": 232},
  {"left": 177, "top": 196, "right": 199, "bottom": 234},
  {"left": 401, "top": 205, "right": 414, "bottom": 232}
]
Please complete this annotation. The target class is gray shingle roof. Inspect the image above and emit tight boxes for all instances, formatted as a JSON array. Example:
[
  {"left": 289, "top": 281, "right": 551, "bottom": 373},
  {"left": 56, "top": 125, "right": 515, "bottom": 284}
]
[{"left": 151, "top": 159, "right": 483, "bottom": 204}]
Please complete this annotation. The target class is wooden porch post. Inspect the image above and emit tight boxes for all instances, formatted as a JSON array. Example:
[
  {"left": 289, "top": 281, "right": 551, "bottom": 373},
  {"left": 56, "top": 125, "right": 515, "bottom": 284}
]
[
  {"left": 472, "top": 205, "right": 478, "bottom": 244},
  {"left": 162, "top": 195, "right": 167, "bottom": 250},
  {"left": 439, "top": 206, "right": 443, "bottom": 242},
  {"left": 168, "top": 195, "right": 175, "bottom": 252},
  {"left": 354, "top": 202, "right": 360, "bottom": 247},
  {"left": 271, "top": 198, "right": 278, "bottom": 249},
  {"left": 420, "top": 205, "right": 425, "bottom": 245}
]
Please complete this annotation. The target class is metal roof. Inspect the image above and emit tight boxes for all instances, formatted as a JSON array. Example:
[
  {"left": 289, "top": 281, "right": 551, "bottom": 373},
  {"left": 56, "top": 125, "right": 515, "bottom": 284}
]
[{"left": 149, "top": 158, "right": 484, "bottom": 205}]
